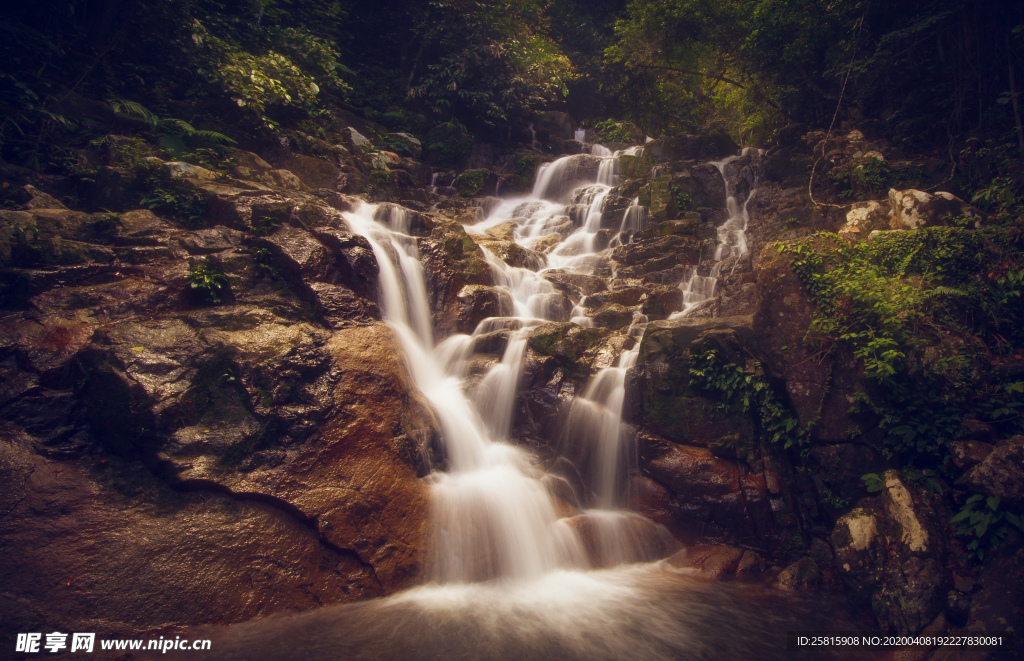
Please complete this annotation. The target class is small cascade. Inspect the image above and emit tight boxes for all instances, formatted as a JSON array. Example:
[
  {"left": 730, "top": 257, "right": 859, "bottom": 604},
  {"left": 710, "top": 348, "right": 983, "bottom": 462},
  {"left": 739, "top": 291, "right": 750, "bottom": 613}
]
[
  {"left": 527, "top": 122, "right": 539, "bottom": 150},
  {"left": 574, "top": 128, "right": 586, "bottom": 142},
  {"left": 610, "top": 197, "right": 647, "bottom": 248},
  {"left": 673, "top": 149, "right": 761, "bottom": 316},
  {"left": 592, "top": 144, "right": 612, "bottom": 157},
  {"left": 559, "top": 337, "right": 641, "bottom": 508}
]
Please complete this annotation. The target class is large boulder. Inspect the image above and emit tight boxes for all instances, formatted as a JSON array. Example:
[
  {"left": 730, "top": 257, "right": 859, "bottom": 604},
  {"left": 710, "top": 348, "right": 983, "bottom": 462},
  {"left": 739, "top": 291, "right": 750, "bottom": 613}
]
[
  {"left": 752, "top": 241, "right": 869, "bottom": 441},
  {"left": 888, "top": 189, "right": 980, "bottom": 230},
  {"left": 419, "top": 215, "right": 494, "bottom": 338},
  {"left": 831, "top": 470, "right": 949, "bottom": 633},
  {"left": 956, "top": 435, "right": 1024, "bottom": 505},
  {"left": 627, "top": 316, "right": 757, "bottom": 448},
  {"left": 0, "top": 431, "right": 382, "bottom": 638},
  {"left": 838, "top": 200, "right": 890, "bottom": 238}
]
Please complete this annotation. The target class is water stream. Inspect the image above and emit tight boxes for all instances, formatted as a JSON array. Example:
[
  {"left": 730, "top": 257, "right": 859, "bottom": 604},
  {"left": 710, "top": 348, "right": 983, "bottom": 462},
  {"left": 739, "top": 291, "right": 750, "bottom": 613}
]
[{"left": 167, "top": 143, "right": 845, "bottom": 660}]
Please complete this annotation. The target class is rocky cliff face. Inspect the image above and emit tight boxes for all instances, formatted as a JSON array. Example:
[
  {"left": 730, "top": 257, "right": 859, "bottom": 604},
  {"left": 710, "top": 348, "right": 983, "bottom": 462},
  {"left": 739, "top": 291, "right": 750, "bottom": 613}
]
[{"left": 1, "top": 159, "right": 441, "bottom": 638}]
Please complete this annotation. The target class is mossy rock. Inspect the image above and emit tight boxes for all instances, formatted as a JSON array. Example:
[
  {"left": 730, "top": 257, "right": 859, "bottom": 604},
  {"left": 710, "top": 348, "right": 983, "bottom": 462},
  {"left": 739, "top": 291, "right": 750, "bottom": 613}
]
[
  {"left": 456, "top": 170, "right": 486, "bottom": 197},
  {"left": 528, "top": 322, "right": 605, "bottom": 376},
  {"left": 618, "top": 153, "right": 654, "bottom": 180}
]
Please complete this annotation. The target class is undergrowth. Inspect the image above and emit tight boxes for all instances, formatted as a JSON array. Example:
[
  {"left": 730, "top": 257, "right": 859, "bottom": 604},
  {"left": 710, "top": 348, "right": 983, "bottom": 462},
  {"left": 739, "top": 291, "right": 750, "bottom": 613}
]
[{"left": 776, "top": 227, "right": 1024, "bottom": 464}]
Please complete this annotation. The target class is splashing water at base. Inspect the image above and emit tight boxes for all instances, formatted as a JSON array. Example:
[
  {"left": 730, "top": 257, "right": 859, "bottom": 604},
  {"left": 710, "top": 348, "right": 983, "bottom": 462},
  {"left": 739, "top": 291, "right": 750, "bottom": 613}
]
[{"left": 155, "top": 563, "right": 856, "bottom": 661}]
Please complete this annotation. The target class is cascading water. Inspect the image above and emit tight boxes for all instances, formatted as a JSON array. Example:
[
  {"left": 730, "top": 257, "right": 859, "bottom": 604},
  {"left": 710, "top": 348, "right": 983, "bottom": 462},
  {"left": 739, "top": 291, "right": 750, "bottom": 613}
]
[
  {"left": 674, "top": 148, "right": 762, "bottom": 316},
  {"left": 174, "top": 142, "right": 850, "bottom": 661}
]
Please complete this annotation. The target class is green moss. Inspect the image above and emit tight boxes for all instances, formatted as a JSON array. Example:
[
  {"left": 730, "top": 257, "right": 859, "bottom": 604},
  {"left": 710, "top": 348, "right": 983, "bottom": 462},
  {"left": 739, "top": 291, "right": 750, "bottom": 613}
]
[
  {"left": 457, "top": 170, "right": 485, "bottom": 197},
  {"left": 618, "top": 153, "right": 653, "bottom": 179},
  {"left": 514, "top": 155, "right": 538, "bottom": 189}
]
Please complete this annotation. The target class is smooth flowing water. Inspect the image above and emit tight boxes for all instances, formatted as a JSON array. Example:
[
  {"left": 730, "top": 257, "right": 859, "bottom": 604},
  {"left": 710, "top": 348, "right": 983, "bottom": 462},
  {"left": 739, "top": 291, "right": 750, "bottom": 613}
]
[{"left": 164, "top": 143, "right": 846, "bottom": 660}]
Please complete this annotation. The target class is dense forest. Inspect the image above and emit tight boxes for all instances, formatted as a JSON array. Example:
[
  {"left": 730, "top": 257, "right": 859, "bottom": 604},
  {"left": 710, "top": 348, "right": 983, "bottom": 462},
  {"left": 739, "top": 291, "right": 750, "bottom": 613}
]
[
  {"left": 3, "top": 0, "right": 1022, "bottom": 192},
  {"left": 2, "top": 1, "right": 1024, "bottom": 659}
]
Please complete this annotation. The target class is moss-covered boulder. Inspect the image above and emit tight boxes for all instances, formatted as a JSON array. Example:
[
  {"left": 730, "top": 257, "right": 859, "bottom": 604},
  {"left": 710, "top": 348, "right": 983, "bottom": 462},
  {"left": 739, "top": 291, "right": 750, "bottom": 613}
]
[
  {"left": 419, "top": 215, "right": 494, "bottom": 337},
  {"left": 628, "top": 316, "right": 757, "bottom": 448}
]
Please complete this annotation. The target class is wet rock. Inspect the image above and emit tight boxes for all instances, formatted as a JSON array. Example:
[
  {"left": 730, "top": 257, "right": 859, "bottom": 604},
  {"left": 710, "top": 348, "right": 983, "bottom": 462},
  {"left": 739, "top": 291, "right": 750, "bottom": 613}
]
[
  {"left": 667, "top": 544, "right": 745, "bottom": 579},
  {"left": 155, "top": 323, "right": 435, "bottom": 591},
  {"left": 541, "top": 269, "right": 607, "bottom": 301},
  {"left": 611, "top": 234, "right": 702, "bottom": 278},
  {"left": 419, "top": 216, "right": 493, "bottom": 338},
  {"left": 0, "top": 434, "right": 383, "bottom": 637},
  {"left": 269, "top": 169, "right": 304, "bottom": 190},
  {"left": 648, "top": 443, "right": 741, "bottom": 501},
  {"left": 831, "top": 470, "right": 949, "bottom": 633},
  {"left": 2, "top": 209, "right": 116, "bottom": 268},
  {"left": 888, "top": 189, "right": 980, "bottom": 230},
  {"left": 638, "top": 431, "right": 774, "bottom": 545},
  {"left": 775, "top": 557, "right": 821, "bottom": 591},
  {"left": 454, "top": 284, "right": 514, "bottom": 334},
  {"left": 475, "top": 238, "right": 545, "bottom": 270},
  {"left": 527, "top": 322, "right": 605, "bottom": 375},
  {"left": 641, "top": 284, "right": 684, "bottom": 320},
  {"left": 592, "top": 303, "right": 633, "bottom": 330},
  {"left": 753, "top": 241, "right": 868, "bottom": 441},
  {"left": 230, "top": 150, "right": 275, "bottom": 182},
  {"left": 832, "top": 507, "right": 886, "bottom": 604},
  {"left": 618, "top": 153, "right": 654, "bottom": 180},
  {"left": 584, "top": 287, "right": 644, "bottom": 311},
  {"left": 21, "top": 184, "right": 67, "bottom": 210},
  {"left": 177, "top": 227, "right": 245, "bottom": 255},
  {"left": 956, "top": 435, "right": 1024, "bottom": 505},
  {"left": 164, "top": 161, "right": 219, "bottom": 182},
  {"left": 627, "top": 475, "right": 676, "bottom": 529}
]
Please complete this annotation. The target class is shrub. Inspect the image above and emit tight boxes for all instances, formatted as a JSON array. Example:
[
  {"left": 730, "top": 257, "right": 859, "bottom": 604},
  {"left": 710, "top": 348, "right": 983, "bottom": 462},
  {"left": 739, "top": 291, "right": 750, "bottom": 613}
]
[{"left": 186, "top": 258, "right": 229, "bottom": 304}]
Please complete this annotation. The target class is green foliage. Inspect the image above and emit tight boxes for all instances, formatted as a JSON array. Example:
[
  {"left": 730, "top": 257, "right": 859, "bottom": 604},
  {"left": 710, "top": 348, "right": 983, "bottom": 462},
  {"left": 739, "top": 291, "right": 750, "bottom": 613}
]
[
  {"left": 407, "top": 0, "right": 575, "bottom": 128},
  {"left": 457, "top": 171, "right": 485, "bottom": 197},
  {"left": 777, "top": 228, "right": 1024, "bottom": 462},
  {"left": 425, "top": 121, "right": 474, "bottom": 167},
  {"left": 689, "top": 349, "right": 809, "bottom": 450},
  {"left": 669, "top": 182, "right": 692, "bottom": 211},
  {"left": 140, "top": 179, "right": 208, "bottom": 228},
  {"left": 861, "top": 473, "right": 885, "bottom": 493},
  {"left": 186, "top": 258, "right": 229, "bottom": 304},
  {"left": 514, "top": 155, "right": 538, "bottom": 189},
  {"left": 249, "top": 214, "right": 282, "bottom": 237},
  {"left": 828, "top": 158, "right": 923, "bottom": 201},
  {"left": 191, "top": 22, "right": 350, "bottom": 130},
  {"left": 251, "top": 247, "right": 279, "bottom": 278},
  {"left": 109, "top": 99, "right": 236, "bottom": 157},
  {"left": 952, "top": 494, "right": 1024, "bottom": 562},
  {"left": 593, "top": 120, "right": 640, "bottom": 143}
]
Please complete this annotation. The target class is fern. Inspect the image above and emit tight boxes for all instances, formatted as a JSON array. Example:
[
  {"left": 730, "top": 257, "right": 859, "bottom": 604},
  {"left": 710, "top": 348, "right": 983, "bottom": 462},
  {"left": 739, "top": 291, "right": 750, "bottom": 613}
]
[
  {"left": 108, "top": 98, "right": 159, "bottom": 126},
  {"left": 927, "top": 285, "right": 969, "bottom": 298}
]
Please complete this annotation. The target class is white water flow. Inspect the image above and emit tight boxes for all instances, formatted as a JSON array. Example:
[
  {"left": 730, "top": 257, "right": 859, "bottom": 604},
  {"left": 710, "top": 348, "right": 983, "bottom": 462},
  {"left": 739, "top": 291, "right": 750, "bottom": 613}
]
[
  {"left": 163, "top": 145, "right": 851, "bottom": 661},
  {"left": 673, "top": 149, "right": 761, "bottom": 316},
  {"left": 342, "top": 143, "right": 685, "bottom": 586}
]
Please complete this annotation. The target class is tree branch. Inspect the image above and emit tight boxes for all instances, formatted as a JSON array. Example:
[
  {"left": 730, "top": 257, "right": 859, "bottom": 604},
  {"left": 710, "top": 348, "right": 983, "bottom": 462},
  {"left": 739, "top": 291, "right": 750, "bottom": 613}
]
[{"left": 634, "top": 63, "right": 787, "bottom": 115}]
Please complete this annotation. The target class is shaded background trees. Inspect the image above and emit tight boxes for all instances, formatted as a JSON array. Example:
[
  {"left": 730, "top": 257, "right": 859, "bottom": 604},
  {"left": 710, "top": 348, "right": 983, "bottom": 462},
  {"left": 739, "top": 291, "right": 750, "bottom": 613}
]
[{"left": 1, "top": 0, "right": 1022, "bottom": 183}]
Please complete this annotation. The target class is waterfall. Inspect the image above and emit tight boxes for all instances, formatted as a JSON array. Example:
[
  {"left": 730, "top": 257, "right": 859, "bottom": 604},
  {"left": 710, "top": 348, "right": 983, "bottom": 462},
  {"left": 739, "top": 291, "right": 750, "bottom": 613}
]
[
  {"left": 673, "top": 149, "right": 761, "bottom": 316},
  {"left": 194, "top": 143, "right": 850, "bottom": 660},
  {"left": 342, "top": 141, "right": 686, "bottom": 586}
]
